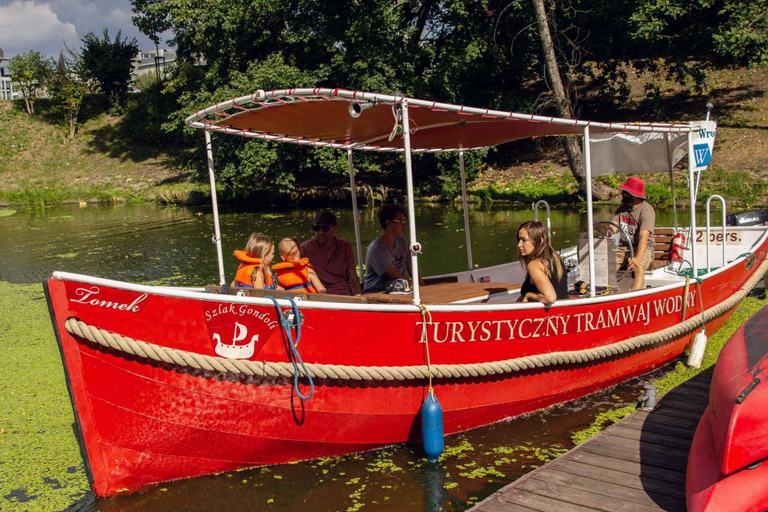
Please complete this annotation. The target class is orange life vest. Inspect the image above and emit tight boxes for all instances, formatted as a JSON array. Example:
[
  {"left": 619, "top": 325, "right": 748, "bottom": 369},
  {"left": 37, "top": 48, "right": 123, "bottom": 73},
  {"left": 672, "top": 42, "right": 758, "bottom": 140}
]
[
  {"left": 272, "top": 258, "right": 317, "bottom": 293},
  {"left": 233, "top": 250, "right": 275, "bottom": 289}
]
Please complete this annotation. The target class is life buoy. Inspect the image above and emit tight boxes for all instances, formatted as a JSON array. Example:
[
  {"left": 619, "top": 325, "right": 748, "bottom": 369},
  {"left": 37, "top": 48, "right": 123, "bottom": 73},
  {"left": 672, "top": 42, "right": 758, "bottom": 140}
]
[
  {"left": 272, "top": 258, "right": 317, "bottom": 293},
  {"left": 233, "top": 250, "right": 275, "bottom": 288}
]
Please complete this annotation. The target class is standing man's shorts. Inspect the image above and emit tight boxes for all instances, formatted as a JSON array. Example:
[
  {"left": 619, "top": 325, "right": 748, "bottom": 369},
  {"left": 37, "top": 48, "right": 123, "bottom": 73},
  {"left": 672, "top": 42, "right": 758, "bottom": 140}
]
[{"left": 616, "top": 247, "right": 653, "bottom": 273}]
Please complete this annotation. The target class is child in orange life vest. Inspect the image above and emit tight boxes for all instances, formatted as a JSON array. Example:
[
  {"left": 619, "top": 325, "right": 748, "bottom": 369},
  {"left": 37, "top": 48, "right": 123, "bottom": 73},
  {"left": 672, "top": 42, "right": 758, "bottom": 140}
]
[
  {"left": 232, "top": 233, "right": 282, "bottom": 290},
  {"left": 272, "top": 237, "right": 326, "bottom": 293}
]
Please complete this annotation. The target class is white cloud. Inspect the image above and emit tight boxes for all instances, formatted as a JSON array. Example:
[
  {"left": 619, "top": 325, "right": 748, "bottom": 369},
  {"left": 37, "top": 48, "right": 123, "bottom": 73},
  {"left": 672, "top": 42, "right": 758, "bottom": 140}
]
[
  {"left": 0, "top": 1, "right": 78, "bottom": 57},
  {"left": 0, "top": 0, "right": 170, "bottom": 58}
]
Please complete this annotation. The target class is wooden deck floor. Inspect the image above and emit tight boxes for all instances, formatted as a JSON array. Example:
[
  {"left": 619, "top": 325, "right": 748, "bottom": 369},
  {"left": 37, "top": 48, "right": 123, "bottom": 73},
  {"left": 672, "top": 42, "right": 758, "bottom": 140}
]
[{"left": 471, "top": 368, "right": 713, "bottom": 512}]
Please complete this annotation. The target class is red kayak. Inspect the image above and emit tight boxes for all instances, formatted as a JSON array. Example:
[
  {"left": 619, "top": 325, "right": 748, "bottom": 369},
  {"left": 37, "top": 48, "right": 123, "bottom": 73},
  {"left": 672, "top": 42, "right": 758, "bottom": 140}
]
[{"left": 686, "top": 304, "right": 768, "bottom": 511}]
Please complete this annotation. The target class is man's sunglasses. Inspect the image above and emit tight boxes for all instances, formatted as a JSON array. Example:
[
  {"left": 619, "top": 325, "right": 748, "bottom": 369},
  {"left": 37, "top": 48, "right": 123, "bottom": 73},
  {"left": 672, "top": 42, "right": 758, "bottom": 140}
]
[
  {"left": 312, "top": 224, "right": 331, "bottom": 232},
  {"left": 389, "top": 218, "right": 407, "bottom": 225}
]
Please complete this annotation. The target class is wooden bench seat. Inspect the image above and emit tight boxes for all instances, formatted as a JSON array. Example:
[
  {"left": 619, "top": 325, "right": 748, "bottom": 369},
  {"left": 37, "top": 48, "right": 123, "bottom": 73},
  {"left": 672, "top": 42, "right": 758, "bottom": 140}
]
[{"left": 648, "top": 228, "right": 675, "bottom": 271}]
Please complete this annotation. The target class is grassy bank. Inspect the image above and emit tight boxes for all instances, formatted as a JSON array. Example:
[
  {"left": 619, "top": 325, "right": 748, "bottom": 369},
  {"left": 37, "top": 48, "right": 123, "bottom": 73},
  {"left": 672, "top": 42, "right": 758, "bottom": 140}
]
[
  {"left": 0, "top": 100, "right": 205, "bottom": 207},
  {"left": 571, "top": 292, "right": 768, "bottom": 446},
  {"left": 2, "top": 65, "right": 766, "bottom": 209}
]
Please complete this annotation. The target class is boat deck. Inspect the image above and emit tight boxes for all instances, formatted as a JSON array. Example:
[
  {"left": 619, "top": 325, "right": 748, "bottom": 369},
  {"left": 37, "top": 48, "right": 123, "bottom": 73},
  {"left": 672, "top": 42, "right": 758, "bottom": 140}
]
[{"left": 470, "top": 368, "right": 712, "bottom": 512}]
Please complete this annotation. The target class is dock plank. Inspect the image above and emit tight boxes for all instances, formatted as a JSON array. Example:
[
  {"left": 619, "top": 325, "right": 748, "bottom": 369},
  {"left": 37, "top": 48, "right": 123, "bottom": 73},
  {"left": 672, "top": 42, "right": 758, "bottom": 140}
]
[
  {"left": 532, "top": 468, "right": 687, "bottom": 511},
  {"left": 618, "top": 418, "right": 696, "bottom": 440},
  {"left": 578, "top": 436, "right": 689, "bottom": 472},
  {"left": 496, "top": 489, "right": 598, "bottom": 512},
  {"left": 515, "top": 478, "right": 663, "bottom": 512},
  {"left": 470, "top": 369, "right": 713, "bottom": 512},
  {"left": 547, "top": 459, "right": 686, "bottom": 499},
  {"left": 602, "top": 424, "right": 693, "bottom": 450},
  {"left": 475, "top": 496, "right": 538, "bottom": 512},
  {"left": 562, "top": 451, "right": 686, "bottom": 486}
]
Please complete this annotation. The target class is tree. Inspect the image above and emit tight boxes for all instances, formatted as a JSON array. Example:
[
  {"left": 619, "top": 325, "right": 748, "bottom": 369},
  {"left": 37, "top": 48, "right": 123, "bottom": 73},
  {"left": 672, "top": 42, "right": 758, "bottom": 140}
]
[
  {"left": 8, "top": 51, "right": 52, "bottom": 116},
  {"left": 80, "top": 29, "right": 139, "bottom": 108},
  {"left": 530, "top": 0, "right": 595, "bottom": 195},
  {"left": 47, "top": 49, "right": 88, "bottom": 138}
]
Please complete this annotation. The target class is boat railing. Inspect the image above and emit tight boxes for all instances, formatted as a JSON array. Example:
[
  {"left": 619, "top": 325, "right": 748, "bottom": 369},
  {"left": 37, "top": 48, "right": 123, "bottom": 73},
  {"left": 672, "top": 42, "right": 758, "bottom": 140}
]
[
  {"left": 706, "top": 195, "right": 727, "bottom": 271},
  {"left": 533, "top": 200, "right": 552, "bottom": 234}
]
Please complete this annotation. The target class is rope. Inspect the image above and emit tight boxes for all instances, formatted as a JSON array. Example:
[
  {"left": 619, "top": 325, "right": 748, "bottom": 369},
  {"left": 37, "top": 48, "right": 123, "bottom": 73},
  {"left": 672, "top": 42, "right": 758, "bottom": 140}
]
[
  {"left": 265, "top": 296, "right": 314, "bottom": 400},
  {"left": 417, "top": 303, "right": 435, "bottom": 391},
  {"left": 64, "top": 260, "right": 768, "bottom": 383}
]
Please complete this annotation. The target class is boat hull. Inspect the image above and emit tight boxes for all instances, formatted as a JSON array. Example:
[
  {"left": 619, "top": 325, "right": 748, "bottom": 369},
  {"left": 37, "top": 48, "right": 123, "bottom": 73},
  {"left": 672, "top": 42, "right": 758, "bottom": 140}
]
[
  {"left": 686, "top": 304, "right": 768, "bottom": 512},
  {"left": 46, "top": 246, "right": 768, "bottom": 496}
]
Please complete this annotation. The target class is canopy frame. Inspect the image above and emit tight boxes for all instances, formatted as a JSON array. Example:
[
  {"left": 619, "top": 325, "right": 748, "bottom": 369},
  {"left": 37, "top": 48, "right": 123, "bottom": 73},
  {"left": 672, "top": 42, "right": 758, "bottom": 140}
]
[{"left": 188, "top": 88, "right": 714, "bottom": 306}]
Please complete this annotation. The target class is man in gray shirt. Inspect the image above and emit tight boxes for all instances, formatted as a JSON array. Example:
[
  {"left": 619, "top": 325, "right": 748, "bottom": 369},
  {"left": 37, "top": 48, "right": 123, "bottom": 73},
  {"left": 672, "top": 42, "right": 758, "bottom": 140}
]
[
  {"left": 363, "top": 204, "right": 414, "bottom": 294},
  {"left": 612, "top": 177, "right": 656, "bottom": 291}
]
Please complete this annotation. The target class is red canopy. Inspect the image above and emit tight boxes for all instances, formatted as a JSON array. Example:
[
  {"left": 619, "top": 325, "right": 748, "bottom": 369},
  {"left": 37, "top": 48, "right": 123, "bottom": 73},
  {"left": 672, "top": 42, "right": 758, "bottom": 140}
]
[{"left": 185, "top": 88, "right": 694, "bottom": 153}]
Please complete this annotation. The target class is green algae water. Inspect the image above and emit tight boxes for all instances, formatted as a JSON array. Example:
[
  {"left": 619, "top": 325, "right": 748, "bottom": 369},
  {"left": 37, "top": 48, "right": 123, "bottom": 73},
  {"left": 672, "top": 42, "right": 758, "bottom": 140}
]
[{"left": 0, "top": 203, "right": 741, "bottom": 511}]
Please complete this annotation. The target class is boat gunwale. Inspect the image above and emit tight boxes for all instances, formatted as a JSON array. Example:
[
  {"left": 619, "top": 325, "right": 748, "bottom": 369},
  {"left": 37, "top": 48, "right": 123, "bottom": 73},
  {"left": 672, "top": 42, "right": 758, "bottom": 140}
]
[{"left": 50, "top": 225, "right": 768, "bottom": 313}]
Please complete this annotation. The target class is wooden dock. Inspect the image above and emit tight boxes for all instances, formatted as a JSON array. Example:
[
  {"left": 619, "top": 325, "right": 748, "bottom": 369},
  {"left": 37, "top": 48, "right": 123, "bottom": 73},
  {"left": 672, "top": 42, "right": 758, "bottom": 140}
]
[{"left": 471, "top": 368, "right": 712, "bottom": 512}]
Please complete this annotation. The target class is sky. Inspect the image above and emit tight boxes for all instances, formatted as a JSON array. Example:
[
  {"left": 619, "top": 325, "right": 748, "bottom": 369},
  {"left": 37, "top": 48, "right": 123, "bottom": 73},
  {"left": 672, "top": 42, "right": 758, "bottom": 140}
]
[{"left": 0, "top": 0, "right": 170, "bottom": 59}]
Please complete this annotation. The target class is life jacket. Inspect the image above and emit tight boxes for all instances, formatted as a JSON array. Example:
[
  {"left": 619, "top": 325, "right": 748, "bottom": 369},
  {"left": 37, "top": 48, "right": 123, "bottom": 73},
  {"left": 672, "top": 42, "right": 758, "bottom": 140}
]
[
  {"left": 233, "top": 250, "right": 275, "bottom": 289},
  {"left": 272, "top": 258, "right": 317, "bottom": 293}
]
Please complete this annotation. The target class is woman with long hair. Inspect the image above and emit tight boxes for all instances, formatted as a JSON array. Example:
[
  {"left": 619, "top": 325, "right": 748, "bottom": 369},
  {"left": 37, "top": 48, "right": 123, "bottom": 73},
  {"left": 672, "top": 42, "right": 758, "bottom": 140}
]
[{"left": 516, "top": 221, "right": 568, "bottom": 305}]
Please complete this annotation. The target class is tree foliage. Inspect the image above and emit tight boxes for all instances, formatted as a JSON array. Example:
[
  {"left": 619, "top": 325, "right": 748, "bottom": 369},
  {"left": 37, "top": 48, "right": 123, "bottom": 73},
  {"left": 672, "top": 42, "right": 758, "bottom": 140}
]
[
  {"left": 130, "top": 0, "right": 768, "bottom": 202},
  {"left": 46, "top": 50, "right": 89, "bottom": 138},
  {"left": 8, "top": 51, "right": 52, "bottom": 116},
  {"left": 80, "top": 30, "right": 140, "bottom": 109}
]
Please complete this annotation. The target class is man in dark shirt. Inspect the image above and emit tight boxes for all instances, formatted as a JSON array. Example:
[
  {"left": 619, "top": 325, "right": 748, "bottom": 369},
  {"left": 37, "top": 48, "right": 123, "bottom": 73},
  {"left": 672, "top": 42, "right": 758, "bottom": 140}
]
[{"left": 300, "top": 211, "right": 361, "bottom": 296}]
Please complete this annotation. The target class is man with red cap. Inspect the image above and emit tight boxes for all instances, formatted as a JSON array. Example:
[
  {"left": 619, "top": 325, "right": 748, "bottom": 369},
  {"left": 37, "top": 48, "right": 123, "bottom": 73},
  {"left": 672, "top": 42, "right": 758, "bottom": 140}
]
[{"left": 612, "top": 176, "right": 655, "bottom": 291}]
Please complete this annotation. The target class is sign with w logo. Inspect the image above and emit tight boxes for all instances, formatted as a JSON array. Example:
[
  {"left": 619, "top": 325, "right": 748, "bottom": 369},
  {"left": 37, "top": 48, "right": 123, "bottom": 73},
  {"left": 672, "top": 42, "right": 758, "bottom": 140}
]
[
  {"left": 690, "top": 120, "right": 717, "bottom": 171},
  {"left": 693, "top": 143, "right": 711, "bottom": 167}
]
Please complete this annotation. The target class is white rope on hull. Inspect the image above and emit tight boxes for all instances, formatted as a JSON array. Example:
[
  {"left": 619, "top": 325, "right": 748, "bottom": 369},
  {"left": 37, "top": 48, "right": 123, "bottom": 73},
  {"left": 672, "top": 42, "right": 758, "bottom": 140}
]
[{"left": 63, "top": 261, "right": 768, "bottom": 382}]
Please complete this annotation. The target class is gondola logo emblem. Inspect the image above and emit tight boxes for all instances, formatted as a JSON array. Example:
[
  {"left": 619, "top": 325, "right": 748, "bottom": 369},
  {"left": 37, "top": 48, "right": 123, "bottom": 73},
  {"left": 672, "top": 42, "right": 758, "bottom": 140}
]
[{"left": 213, "top": 322, "right": 258, "bottom": 359}]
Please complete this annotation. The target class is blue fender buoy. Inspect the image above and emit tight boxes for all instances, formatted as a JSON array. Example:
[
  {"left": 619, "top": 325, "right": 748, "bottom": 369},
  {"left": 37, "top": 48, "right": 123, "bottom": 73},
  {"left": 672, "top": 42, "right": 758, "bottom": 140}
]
[{"left": 421, "top": 389, "right": 444, "bottom": 462}]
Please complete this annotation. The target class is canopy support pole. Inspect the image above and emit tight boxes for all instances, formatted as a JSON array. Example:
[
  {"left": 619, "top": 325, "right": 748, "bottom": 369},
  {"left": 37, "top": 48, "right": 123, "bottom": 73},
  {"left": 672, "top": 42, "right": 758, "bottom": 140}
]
[
  {"left": 347, "top": 149, "right": 365, "bottom": 285},
  {"left": 665, "top": 133, "right": 679, "bottom": 231},
  {"left": 459, "top": 151, "right": 474, "bottom": 271},
  {"left": 687, "top": 131, "right": 698, "bottom": 276},
  {"left": 400, "top": 100, "right": 422, "bottom": 304},
  {"left": 204, "top": 130, "right": 226, "bottom": 286},
  {"left": 582, "top": 127, "right": 596, "bottom": 298}
]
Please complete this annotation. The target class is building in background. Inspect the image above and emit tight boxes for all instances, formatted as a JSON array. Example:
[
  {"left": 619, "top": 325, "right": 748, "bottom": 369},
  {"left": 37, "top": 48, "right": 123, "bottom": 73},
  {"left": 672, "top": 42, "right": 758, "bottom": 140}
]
[
  {"left": 0, "top": 48, "right": 19, "bottom": 100},
  {"left": 132, "top": 48, "right": 177, "bottom": 80}
]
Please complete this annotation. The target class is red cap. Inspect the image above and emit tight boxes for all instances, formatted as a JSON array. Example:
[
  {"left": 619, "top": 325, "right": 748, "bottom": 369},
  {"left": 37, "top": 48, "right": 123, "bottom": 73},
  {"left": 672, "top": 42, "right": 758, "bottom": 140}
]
[{"left": 618, "top": 177, "right": 646, "bottom": 199}]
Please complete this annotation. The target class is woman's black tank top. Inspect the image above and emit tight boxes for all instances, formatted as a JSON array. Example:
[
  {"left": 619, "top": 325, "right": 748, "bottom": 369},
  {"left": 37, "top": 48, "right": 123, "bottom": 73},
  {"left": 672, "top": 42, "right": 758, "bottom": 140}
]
[{"left": 520, "top": 257, "right": 569, "bottom": 301}]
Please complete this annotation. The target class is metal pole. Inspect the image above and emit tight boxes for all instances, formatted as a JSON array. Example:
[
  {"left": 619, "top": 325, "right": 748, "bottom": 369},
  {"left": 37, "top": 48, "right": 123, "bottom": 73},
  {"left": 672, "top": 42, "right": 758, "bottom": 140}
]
[
  {"left": 665, "top": 133, "right": 679, "bottom": 231},
  {"left": 687, "top": 131, "right": 698, "bottom": 277},
  {"left": 205, "top": 130, "right": 227, "bottom": 286},
  {"left": 347, "top": 149, "right": 365, "bottom": 284},
  {"left": 582, "top": 127, "right": 596, "bottom": 298},
  {"left": 459, "top": 151, "right": 474, "bottom": 271},
  {"left": 399, "top": 100, "right": 422, "bottom": 304}
]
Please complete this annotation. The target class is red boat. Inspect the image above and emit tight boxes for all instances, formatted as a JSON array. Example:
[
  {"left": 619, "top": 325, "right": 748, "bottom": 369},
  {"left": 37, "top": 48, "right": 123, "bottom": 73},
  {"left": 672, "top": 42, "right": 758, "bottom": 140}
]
[
  {"left": 45, "top": 88, "right": 768, "bottom": 496},
  {"left": 686, "top": 305, "right": 768, "bottom": 511}
]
